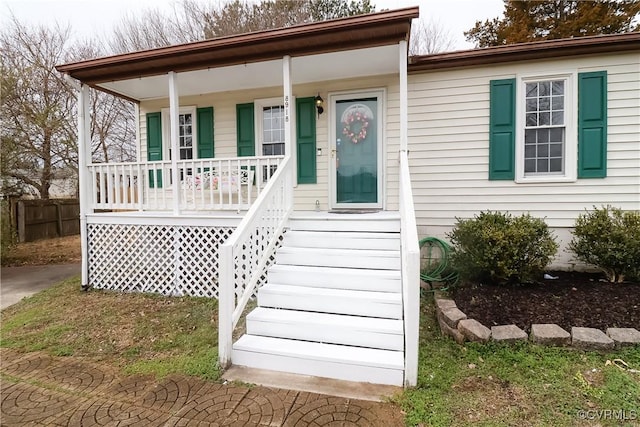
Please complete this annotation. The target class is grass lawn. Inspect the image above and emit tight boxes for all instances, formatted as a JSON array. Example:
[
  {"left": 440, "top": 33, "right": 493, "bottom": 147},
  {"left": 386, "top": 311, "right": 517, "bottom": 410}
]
[
  {"left": 0, "top": 277, "right": 219, "bottom": 380},
  {"left": 1, "top": 278, "right": 639, "bottom": 426}
]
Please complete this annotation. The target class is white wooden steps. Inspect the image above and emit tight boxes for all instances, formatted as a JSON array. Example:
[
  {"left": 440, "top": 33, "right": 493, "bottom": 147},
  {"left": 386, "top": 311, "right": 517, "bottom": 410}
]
[{"left": 231, "top": 212, "right": 406, "bottom": 386}]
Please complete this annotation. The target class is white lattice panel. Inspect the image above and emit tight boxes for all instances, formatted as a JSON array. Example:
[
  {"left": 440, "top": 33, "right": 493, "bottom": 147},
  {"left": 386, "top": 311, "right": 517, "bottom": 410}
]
[{"left": 87, "top": 223, "right": 234, "bottom": 298}]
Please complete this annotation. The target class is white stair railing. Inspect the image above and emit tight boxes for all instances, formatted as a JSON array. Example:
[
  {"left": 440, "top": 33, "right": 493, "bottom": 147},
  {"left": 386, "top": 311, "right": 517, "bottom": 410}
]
[
  {"left": 399, "top": 150, "right": 420, "bottom": 387},
  {"left": 218, "top": 156, "right": 293, "bottom": 368}
]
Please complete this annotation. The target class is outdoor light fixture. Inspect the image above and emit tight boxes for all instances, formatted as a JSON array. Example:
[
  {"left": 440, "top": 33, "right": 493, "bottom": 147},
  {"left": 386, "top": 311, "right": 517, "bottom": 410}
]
[{"left": 315, "top": 94, "right": 324, "bottom": 117}]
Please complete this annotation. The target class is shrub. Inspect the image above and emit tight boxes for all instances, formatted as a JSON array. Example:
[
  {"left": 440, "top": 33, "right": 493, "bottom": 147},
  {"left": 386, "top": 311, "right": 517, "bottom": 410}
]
[
  {"left": 569, "top": 206, "right": 640, "bottom": 282},
  {"left": 447, "top": 211, "right": 558, "bottom": 284}
]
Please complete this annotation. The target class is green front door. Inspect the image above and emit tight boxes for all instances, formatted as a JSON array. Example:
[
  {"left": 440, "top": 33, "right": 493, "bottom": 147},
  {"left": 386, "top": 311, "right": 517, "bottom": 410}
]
[{"left": 334, "top": 97, "right": 380, "bottom": 206}]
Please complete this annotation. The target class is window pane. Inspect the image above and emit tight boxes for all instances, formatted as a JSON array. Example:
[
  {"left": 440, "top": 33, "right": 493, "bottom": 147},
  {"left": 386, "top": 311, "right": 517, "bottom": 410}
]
[
  {"left": 539, "top": 97, "right": 550, "bottom": 111},
  {"left": 525, "top": 145, "right": 536, "bottom": 158},
  {"left": 552, "top": 96, "right": 563, "bottom": 110},
  {"left": 537, "top": 159, "right": 548, "bottom": 172},
  {"left": 550, "top": 143, "right": 563, "bottom": 157},
  {"left": 539, "top": 112, "right": 550, "bottom": 126},
  {"left": 525, "top": 159, "right": 536, "bottom": 173},
  {"left": 539, "top": 128, "right": 550, "bottom": 143},
  {"left": 526, "top": 98, "right": 537, "bottom": 112},
  {"left": 179, "top": 115, "right": 185, "bottom": 125},
  {"left": 550, "top": 127, "right": 563, "bottom": 143},
  {"left": 525, "top": 129, "right": 536, "bottom": 143},
  {"left": 537, "top": 143, "right": 549, "bottom": 157},
  {"left": 539, "top": 81, "right": 550, "bottom": 96},
  {"left": 526, "top": 113, "right": 537, "bottom": 126},
  {"left": 526, "top": 83, "right": 537, "bottom": 97},
  {"left": 184, "top": 136, "right": 192, "bottom": 147},
  {"left": 552, "top": 80, "right": 564, "bottom": 95},
  {"left": 552, "top": 111, "right": 563, "bottom": 125},
  {"left": 549, "top": 158, "right": 562, "bottom": 172}
]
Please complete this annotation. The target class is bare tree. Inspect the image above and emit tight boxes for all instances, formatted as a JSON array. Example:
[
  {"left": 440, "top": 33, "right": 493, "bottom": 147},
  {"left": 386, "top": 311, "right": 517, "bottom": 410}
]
[
  {"left": 0, "top": 17, "right": 77, "bottom": 199},
  {"left": 109, "top": 0, "right": 376, "bottom": 53},
  {"left": 410, "top": 17, "right": 456, "bottom": 55}
]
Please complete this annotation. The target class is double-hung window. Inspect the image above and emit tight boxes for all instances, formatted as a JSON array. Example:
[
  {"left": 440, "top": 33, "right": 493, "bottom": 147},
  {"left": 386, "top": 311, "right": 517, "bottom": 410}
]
[
  {"left": 524, "top": 79, "right": 566, "bottom": 175},
  {"left": 255, "top": 98, "right": 286, "bottom": 180},
  {"left": 162, "top": 107, "right": 197, "bottom": 161}
]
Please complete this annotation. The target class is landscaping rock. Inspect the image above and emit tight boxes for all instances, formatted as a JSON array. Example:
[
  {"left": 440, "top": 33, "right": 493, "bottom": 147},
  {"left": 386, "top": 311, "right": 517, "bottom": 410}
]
[
  {"left": 530, "top": 324, "right": 571, "bottom": 346},
  {"left": 437, "top": 315, "right": 466, "bottom": 344},
  {"left": 440, "top": 307, "right": 467, "bottom": 329},
  {"left": 606, "top": 328, "right": 640, "bottom": 348},
  {"left": 491, "top": 325, "right": 528, "bottom": 343},
  {"left": 571, "top": 327, "right": 614, "bottom": 350},
  {"left": 458, "top": 319, "right": 491, "bottom": 343},
  {"left": 434, "top": 297, "right": 457, "bottom": 312}
]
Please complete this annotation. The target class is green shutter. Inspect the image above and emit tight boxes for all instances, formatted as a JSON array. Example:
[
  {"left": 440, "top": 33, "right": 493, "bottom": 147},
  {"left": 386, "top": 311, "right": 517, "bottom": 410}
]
[
  {"left": 296, "top": 97, "right": 317, "bottom": 184},
  {"left": 197, "top": 107, "right": 214, "bottom": 159},
  {"left": 236, "top": 103, "right": 255, "bottom": 157},
  {"left": 146, "top": 112, "right": 163, "bottom": 188},
  {"left": 578, "top": 71, "right": 607, "bottom": 178},
  {"left": 489, "top": 79, "right": 516, "bottom": 180}
]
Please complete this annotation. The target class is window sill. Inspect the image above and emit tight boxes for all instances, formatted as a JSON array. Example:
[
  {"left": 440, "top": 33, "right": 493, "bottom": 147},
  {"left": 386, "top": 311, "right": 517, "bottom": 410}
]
[{"left": 515, "top": 175, "right": 577, "bottom": 184}]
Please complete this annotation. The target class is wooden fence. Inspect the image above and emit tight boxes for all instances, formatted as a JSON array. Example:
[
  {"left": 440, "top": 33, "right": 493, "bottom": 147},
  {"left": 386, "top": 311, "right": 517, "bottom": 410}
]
[{"left": 12, "top": 199, "right": 80, "bottom": 242}]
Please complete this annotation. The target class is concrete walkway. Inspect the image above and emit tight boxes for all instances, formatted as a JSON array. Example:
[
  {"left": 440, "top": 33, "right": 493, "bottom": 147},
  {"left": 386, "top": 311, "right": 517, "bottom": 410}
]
[
  {"left": 0, "top": 263, "right": 80, "bottom": 310},
  {"left": 0, "top": 348, "right": 404, "bottom": 426}
]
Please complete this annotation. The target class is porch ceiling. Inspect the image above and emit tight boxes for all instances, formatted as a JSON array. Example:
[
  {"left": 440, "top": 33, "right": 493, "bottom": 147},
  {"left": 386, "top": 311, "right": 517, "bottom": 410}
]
[{"left": 96, "top": 45, "right": 400, "bottom": 101}]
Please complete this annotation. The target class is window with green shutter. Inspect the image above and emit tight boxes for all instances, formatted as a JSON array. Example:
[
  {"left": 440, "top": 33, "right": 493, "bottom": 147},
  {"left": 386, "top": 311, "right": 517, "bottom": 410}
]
[
  {"left": 488, "top": 71, "right": 607, "bottom": 182},
  {"left": 296, "top": 97, "right": 317, "bottom": 184},
  {"left": 578, "top": 71, "right": 607, "bottom": 178}
]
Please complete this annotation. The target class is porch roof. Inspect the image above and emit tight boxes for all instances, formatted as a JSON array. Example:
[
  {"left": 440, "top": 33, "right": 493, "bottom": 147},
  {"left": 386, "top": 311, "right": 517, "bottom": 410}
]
[{"left": 56, "top": 7, "right": 418, "bottom": 101}]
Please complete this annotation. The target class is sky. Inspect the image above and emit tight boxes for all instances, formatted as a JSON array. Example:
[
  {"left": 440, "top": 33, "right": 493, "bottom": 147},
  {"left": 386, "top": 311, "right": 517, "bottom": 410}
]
[{"left": 0, "top": 0, "right": 505, "bottom": 51}]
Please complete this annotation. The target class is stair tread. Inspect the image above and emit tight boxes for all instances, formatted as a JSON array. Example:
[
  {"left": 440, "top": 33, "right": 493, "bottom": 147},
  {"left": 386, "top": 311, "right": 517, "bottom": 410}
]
[
  {"left": 233, "top": 335, "right": 404, "bottom": 370},
  {"left": 260, "top": 284, "right": 402, "bottom": 302},
  {"left": 248, "top": 307, "right": 403, "bottom": 334},
  {"left": 268, "top": 264, "right": 401, "bottom": 278},
  {"left": 278, "top": 247, "right": 400, "bottom": 257},
  {"left": 285, "top": 230, "right": 399, "bottom": 239}
]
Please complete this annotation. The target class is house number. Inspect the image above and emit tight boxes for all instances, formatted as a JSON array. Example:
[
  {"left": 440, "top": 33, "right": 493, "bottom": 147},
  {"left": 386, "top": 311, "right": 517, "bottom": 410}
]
[{"left": 284, "top": 96, "right": 289, "bottom": 123}]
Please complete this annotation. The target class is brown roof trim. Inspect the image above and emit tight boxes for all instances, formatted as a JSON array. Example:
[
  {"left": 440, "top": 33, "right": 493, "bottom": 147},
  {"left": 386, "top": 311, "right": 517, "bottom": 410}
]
[
  {"left": 409, "top": 32, "right": 640, "bottom": 72},
  {"left": 57, "top": 7, "right": 419, "bottom": 84}
]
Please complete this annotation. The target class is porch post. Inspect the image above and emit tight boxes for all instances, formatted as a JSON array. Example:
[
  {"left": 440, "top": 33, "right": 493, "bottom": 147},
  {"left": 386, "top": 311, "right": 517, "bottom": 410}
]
[
  {"left": 134, "top": 103, "right": 143, "bottom": 211},
  {"left": 77, "top": 83, "right": 91, "bottom": 288},
  {"left": 282, "top": 55, "right": 296, "bottom": 189},
  {"left": 168, "top": 71, "right": 181, "bottom": 215},
  {"left": 399, "top": 40, "right": 408, "bottom": 153}
]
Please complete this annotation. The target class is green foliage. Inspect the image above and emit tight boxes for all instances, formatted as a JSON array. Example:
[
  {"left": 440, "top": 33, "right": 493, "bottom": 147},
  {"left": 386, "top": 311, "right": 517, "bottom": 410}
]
[
  {"left": 569, "top": 206, "right": 640, "bottom": 282},
  {"left": 447, "top": 211, "right": 558, "bottom": 284},
  {"left": 466, "top": 0, "right": 640, "bottom": 47}
]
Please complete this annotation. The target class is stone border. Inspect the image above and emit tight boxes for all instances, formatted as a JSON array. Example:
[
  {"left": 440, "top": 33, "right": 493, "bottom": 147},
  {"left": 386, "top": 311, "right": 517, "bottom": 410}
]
[{"left": 434, "top": 295, "right": 640, "bottom": 350}]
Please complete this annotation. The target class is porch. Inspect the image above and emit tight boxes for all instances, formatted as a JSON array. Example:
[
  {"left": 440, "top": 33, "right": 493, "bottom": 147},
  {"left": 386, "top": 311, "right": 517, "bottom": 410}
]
[{"left": 57, "top": 7, "right": 421, "bottom": 387}]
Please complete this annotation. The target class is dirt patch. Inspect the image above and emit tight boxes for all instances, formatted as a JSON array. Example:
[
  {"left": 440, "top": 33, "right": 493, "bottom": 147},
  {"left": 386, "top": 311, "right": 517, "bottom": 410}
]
[
  {"left": 452, "top": 271, "right": 640, "bottom": 332},
  {"left": 451, "top": 376, "right": 536, "bottom": 426},
  {"left": 1, "top": 235, "right": 81, "bottom": 266}
]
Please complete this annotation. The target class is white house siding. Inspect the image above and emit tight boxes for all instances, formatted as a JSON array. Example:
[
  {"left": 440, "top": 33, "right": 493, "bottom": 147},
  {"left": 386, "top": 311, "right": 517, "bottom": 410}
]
[
  {"left": 139, "top": 74, "right": 400, "bottom": 212},
  {"left": 408, "top": 52, "right": 640, "bottom": 269}
]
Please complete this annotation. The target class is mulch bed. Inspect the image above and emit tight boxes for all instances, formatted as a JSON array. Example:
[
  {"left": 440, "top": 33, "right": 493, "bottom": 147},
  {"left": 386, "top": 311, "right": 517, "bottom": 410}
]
[{"left": 451, "top": 271, "right": 640, "bottom": 332}]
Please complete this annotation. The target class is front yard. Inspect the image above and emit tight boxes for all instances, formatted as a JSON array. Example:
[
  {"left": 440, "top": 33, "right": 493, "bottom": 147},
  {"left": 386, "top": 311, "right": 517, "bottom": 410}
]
[{"left": 1, "top": 277, "right": 638, "bottom": 426}]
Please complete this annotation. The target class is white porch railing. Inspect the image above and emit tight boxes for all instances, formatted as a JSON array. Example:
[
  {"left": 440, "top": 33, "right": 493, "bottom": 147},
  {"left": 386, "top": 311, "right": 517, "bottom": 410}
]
[
  {"left": 87, "top": 155, "right": 285, "bottom": 212},
  {"left": 218, "top": 156, "right": 293, "bottom": 368},
  {"left": 399, "top": 150, "right": 420, "bottom": 387}
]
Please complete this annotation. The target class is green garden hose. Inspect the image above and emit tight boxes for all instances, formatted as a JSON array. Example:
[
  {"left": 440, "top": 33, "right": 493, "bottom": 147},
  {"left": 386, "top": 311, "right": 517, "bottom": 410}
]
[{"left": 419, "top": 236, "right": 459, "bottom": 287}]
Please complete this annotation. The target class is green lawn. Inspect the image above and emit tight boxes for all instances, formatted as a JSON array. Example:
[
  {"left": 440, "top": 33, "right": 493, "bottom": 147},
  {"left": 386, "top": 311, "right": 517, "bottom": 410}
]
[{"left": 1, "top": 279, "right": 638, "bottom": 426}]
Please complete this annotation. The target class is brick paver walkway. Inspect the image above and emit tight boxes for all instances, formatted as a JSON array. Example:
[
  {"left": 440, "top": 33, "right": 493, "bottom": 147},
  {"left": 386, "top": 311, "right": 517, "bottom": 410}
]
[{"left": 0, "top": 348, "right": 404, "bottom": 426}]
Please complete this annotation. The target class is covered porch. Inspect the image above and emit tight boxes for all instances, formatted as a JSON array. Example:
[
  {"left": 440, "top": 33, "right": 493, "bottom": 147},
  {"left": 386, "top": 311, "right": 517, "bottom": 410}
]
[{"left": 57, "top": 7, "right": 421, "bottom": 387}]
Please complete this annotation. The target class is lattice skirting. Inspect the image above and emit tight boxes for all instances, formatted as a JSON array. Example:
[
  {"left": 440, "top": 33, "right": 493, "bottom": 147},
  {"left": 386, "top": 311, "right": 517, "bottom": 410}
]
[{"left": 87, "top": 223, "right": 235, "bottom": 298}]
